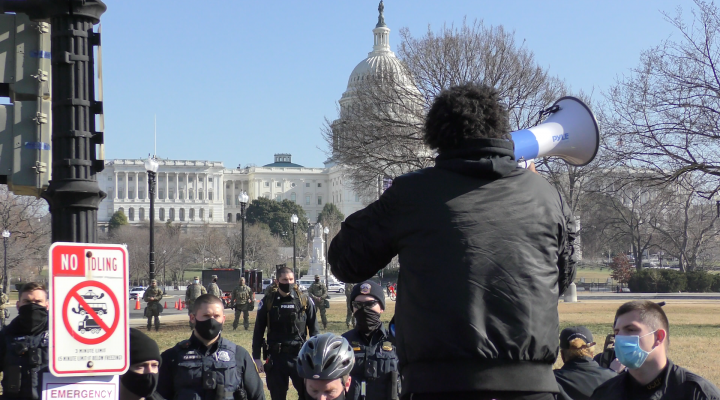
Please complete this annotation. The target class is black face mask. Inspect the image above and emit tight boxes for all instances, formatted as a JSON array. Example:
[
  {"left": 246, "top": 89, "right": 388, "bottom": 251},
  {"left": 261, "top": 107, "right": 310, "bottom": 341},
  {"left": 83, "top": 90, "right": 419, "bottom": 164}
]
[
  {"left": 279, "top": 283, "right": 291, "bottom": 293},
  {"left": 17, "top": 303, "right": 48, "bottom": 335},
  {"left": 315, "top": 279, "right": 320, "bottom": 283},
  {"left": 353, "top": 308, "right": 382, "bottom": 333},
  {"left": 121, "top": 371, "right": 158, "bottom": 398},
  {"left": 194, "top": 318, "right": 223, "bottom": 341}
]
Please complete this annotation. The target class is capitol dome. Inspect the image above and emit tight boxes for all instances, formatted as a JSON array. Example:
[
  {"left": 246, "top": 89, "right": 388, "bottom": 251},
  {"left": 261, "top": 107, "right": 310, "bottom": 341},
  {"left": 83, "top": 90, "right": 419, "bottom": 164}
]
[{"left": 339, "top": 1, "right": 415, "bottom": 108}]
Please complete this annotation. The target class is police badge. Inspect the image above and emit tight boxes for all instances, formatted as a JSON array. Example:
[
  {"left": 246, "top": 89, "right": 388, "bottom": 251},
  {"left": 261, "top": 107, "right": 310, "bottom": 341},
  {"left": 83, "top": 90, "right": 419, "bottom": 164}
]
[
  {"left": 216, "top": 350, "right": 231, "bottom": 362},
  {"left": 360, "top": 283, "right": 371, "bottom": 294}
]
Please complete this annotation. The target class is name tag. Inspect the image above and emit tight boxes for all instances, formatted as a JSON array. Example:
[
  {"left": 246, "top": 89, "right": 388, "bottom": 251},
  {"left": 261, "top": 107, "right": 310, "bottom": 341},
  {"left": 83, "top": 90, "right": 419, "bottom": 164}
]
[{"left": 280, "top": 304, "right": 295, "bottom": 309}]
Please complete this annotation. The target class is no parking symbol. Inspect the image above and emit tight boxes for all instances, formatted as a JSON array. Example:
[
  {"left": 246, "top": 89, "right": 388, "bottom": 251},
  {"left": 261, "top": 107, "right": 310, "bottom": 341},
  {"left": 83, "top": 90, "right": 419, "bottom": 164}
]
[{"left": 49, "top": 243, "right": 129, "bottom": 377}]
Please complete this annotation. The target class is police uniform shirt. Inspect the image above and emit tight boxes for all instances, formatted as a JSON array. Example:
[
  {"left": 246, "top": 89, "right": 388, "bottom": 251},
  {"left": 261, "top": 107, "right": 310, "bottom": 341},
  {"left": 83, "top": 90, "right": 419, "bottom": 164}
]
[
  {"left": 251, "top": 288, "right": 319, "bottom": 360},
  {"left": 554, "top": 356, "right": 616, "bottom": 400},
  {"left": 0, "top": 318, "right": 49, "bottom": 400},
  {"left": 157, "top": 334, "right": 265, "bottom": 400},
  {"left": 342, "top": 324, "right": 400, "bottom": 400},
  {"left": 590, "top": 359, "right": 720, "bottom": 400}
]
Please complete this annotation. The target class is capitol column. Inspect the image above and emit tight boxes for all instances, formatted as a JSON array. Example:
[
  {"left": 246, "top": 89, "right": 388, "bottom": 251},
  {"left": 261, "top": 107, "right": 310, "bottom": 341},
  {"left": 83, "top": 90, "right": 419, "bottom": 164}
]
[
  {"left": 134, "top": 172, "right": 139, "bottom": 199},
  {"left": 124, "top": 173, "right": 129, "bottom": 200},
  {"left": 175, "top": 172, "right": 179, "bottom": 200},
  {"left": 114, "top": 171, "right": 118, "bottom": 199}
]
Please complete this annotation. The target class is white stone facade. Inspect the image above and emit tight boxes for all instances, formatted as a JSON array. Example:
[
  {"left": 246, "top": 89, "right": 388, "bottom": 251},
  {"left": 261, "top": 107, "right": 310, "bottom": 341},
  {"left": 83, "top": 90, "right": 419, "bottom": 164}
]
[{"left": 98, "top": 154, "right": 366, "bottom": 227}]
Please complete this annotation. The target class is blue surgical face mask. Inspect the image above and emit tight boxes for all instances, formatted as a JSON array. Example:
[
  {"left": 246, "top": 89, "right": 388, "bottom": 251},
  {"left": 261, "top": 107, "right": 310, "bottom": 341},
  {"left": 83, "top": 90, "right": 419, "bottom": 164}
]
[{"left": 614, "top": 331, "right": 657, "bottom": 369}]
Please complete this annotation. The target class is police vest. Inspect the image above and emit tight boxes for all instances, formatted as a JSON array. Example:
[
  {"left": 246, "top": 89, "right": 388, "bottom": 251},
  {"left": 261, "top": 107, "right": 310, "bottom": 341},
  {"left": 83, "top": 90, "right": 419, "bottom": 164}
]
[
  {"left": 344, "top": 328, "right": 400, "bottom": 400},
  {"left": 266, "top": 290, "right": 307, "bottom": 345},
  {"left": 171, "top": 337, "right": 243, "bottom": 400},
  {"left": 3, "top": 331, "right": 49, "bottom": 400}
]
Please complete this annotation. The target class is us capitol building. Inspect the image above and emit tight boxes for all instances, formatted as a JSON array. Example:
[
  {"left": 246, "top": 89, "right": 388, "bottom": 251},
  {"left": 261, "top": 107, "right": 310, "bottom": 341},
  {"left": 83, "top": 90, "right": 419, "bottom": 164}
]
[{"left": 98, "top": 2, "right": 406, "bottom": 229}]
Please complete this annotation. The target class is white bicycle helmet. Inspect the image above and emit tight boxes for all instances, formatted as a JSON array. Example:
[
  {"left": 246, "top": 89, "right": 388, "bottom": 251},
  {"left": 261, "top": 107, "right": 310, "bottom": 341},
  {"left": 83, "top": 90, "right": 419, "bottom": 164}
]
[{"left": 297, "top": 333, "right": 355, "bottom": 380}]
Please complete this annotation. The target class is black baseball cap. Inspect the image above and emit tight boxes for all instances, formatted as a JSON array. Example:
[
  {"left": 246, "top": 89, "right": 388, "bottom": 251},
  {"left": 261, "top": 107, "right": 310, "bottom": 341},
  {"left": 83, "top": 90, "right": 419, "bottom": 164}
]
[{"left": 559, "top": 326, "right": 594, "bottom": 350}]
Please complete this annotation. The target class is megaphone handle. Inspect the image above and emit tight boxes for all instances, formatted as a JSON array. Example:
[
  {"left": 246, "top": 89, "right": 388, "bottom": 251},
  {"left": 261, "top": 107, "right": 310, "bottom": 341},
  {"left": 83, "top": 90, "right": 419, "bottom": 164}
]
[{"left": 517, "top": 157, "right": 531, "bottom": 169}]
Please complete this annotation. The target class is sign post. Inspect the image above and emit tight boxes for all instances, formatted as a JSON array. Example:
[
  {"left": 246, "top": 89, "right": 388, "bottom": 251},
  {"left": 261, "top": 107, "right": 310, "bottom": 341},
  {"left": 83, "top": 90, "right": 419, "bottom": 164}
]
[{"left": 49, "top": 242, "right": 129, "bottom": 377}]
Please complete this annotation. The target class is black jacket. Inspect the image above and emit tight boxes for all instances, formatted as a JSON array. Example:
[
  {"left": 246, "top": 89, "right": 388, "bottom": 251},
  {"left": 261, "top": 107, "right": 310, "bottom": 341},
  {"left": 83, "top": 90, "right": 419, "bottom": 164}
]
[
  {"left": 590, "top": 359, "right": 720, "bottom": 400},
  {"left": 0, "top": 315, "right": 49, "bottom": 400},
  {"left": 554, "top": 357, "right": 617, "bottom": 400},
  {"left": 329, "top": 139, "right": 577, "bottom": 394}
]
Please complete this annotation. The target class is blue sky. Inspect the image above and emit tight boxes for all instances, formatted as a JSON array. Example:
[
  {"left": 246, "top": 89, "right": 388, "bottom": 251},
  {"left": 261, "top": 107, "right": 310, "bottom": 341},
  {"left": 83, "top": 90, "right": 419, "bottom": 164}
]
[{"left": 101, "top": 0, "right": 693, "bottom": 168}]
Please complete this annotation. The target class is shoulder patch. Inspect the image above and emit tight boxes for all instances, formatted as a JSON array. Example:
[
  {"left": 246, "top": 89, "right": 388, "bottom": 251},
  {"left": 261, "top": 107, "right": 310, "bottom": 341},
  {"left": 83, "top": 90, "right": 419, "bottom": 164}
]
[{"left": 257, "top": 300, "right": 263, "bottom": 310}]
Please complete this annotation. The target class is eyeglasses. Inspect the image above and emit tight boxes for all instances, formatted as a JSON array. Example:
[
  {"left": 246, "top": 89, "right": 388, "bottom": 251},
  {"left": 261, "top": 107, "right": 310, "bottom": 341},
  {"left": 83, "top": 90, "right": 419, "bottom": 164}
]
[{"left": 352, "top": 300, "right": 379, "bottom": 309}]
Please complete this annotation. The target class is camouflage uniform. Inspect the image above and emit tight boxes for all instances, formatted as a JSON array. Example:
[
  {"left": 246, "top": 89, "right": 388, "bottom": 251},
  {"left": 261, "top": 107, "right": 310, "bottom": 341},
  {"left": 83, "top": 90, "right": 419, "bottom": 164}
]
[
  {"left": 345, "top": 282, "right": 356, "bottom": 328},
  {"left": 185, "top": 278, "right": 207, "bottom": 329},
  {"left": 231, "top": 282, "right": 254, "bottom": 330},
  {"left": 263, "top": 281, "right": 277, "bottom": 298},
  {"left": 0, "top": 291, "right": 8, "bottom": 328},
  {"left": 207, "top": 281, "right": 222, "bottom": 298},
  {"left": 308, "top": 278, "right": 328, "bottom": 329},
  {"left": 143, "top": 282, "right": 164, "bottom": 331}
]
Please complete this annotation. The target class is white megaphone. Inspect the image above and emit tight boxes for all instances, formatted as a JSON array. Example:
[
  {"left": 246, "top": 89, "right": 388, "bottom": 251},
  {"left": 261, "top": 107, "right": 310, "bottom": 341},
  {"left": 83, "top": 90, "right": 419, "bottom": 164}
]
[{"left": 511, "top": 96, "right": 599, "bottom": 166}]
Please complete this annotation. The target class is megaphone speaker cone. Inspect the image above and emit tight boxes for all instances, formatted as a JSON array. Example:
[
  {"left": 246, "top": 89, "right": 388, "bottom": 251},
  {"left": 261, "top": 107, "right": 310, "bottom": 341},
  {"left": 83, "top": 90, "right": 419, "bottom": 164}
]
[{"left": 510, "top": 96, "right": 600, "bottom": 166}]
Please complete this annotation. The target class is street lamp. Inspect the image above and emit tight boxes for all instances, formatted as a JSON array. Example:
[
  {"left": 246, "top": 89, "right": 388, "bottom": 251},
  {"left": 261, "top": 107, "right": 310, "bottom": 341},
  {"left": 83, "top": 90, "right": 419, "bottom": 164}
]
[
  {"left": 144, "top": 156, "right": 159, "bottom": 281},
  {"left": 323, "top": 227, "right": 329, "bottom": 289},
  {"left": 238, "top": 191, "right": 249, "bottom": 275},
  {"left": 2, "top": 230, "right": 9, "bottom": 294},
  {"left": 290, "top": 214, "right": 299, "bottom": 277}
]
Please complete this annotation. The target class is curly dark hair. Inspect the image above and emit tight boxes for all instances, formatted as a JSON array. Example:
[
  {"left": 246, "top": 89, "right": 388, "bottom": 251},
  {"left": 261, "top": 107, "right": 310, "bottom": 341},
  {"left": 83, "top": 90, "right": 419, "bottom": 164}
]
[{"left": 424, "top": 83, "right": 511, "bottom": 152}]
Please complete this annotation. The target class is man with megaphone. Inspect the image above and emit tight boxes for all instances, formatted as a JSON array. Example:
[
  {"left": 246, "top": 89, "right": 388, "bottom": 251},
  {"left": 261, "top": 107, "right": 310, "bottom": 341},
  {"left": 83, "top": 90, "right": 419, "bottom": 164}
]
[{"left": 329, "top": 83, "right": 579, "bottom": 400}]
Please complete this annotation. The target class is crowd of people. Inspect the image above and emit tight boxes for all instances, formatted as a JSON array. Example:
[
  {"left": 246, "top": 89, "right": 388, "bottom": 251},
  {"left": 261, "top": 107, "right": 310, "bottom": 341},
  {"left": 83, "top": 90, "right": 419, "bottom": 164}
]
[{"left": 0, "top": 83, "right": 718, "bottom": 400}]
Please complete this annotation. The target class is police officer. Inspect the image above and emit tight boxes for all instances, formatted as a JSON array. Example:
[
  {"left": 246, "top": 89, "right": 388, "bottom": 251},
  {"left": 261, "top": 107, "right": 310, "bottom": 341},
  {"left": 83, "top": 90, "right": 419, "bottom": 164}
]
[
  {"left": 0, "top": 282, "right": 49, "bottom": 400},
  {"left": 157, "top": 294, "right": 265, "bottom": 400},
  {"left": 308, "top": 275, "right": 328, "bottom": 329},
  {"left": 344, "top": 282, "right": 355, "bottom": 329},
  {"left": 342, "top": 281, "right": 400, "bottom": 400},
  {"left": 207, "top": 276, "right": 222, "bottom": 298},
  {"left": 0, "top": 289, "right": 9, "bottom": 328},
  {"left": 252, "top": 266, "right": 319, "bottom": 400},
  {"left": 121, "top": 328, "right": 163, "bottom": 400},
  {"left": 554, "top": 327, "right": 616, "bottom": 400},
  {"left": 231, "top": 278, "right": 254, "bottom": 330},
  {"left": 143, "top": 279, "right": 164, "bottom": 331},
  {"left": 185, "top": 276, "right": 207, "bottom": 329}
]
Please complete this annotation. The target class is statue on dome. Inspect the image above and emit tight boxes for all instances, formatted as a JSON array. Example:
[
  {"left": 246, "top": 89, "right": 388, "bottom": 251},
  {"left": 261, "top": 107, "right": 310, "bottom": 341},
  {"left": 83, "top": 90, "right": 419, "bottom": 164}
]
[{"left": 377, "top": 1, "right": 385, "bottom": 27}]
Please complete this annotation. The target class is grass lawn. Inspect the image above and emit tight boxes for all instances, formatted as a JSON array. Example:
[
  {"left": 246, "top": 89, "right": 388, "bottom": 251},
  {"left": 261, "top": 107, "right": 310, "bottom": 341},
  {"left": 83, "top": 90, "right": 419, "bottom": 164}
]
[
  {"left": 574, "top": 265, "right": 612, "bottom": 282},
  {"left": 146, "top": 299, "right": 720, "bottom": 398}
]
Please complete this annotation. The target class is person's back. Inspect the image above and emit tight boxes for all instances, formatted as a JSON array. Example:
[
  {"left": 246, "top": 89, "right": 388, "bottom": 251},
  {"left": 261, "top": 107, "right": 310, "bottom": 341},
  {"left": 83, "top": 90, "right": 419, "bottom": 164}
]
[
  {"left": 329, "top": 83, "right": 576, "bottom": 398},
  {"left": 554, "top": 327, "right": 616, "bottom": 400}
]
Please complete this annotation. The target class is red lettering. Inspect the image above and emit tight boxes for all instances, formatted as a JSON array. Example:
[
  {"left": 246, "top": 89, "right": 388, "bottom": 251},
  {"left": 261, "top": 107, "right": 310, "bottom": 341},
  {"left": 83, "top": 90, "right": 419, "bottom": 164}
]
[{"left": 52, "top": 246, "right": 85, "bottom": 277}]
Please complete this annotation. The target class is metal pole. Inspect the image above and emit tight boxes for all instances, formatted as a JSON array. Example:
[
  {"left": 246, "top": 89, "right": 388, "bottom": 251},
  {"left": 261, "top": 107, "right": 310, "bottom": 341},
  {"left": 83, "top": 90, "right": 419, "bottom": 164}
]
[
  {"left": 241, "top": 202, "right": 246, "bottom": 275},
  {"left": 21, "top": 0, "right": 108, "bottom": 244},
  {"left": 324, "top": 231, "right": 328, "bottom": 289},
  {"left": 3, "top": 238, "right": 7, "bottom": 294},
  {"left": 292, "top": 223, "right": 297, "bottom": 278},
  {"left": 148, "top": 171, "right": 156, "bottom": 281}
]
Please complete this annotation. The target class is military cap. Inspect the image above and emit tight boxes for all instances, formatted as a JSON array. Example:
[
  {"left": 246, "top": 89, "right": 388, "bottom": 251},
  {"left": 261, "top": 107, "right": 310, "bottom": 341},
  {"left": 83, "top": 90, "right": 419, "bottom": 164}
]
[
  {"left": 193, "top": 276, "right": 199, "bottom": 280},
  {"left": 314, "top": 275, "right": 320, "bottom": 279}
]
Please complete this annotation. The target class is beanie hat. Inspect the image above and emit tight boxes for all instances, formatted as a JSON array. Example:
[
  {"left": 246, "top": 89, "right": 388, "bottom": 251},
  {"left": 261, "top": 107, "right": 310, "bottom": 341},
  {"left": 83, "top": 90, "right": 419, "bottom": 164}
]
[
  {"left": 350, "top": 280, "right": 385, "bottom": 310},
  {"left": 129, "top": 328, "right": 161, "bottom": 366}
]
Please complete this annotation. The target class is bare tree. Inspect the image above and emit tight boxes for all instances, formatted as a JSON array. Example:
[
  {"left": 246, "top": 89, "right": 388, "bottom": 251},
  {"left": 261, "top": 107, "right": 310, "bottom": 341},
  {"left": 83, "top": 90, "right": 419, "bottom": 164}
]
[
  {"left": 324, "top": 18, "right": 566, "bottom": 199},
  {"left": 648, "top": 175, "right": 720, "bottom": 271},
  {"left": 0, "top": 186, "right": 51, "bottom": 284},
  {"left": 603, "top": 0, "right": 720, "bottom": 197}
]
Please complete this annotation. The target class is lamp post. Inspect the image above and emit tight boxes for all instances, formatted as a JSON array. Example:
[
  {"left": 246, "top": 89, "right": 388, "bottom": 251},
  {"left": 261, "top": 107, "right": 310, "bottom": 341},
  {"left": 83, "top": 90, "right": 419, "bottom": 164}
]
[
  {"left": 2, "top": 230, "right": 9, "bottom": 294},
  {"left": 145, "top": 156, "right": 159, "bottom": 281},
  {"left": 238, "top": 192, "right": 249, "bottom": 275},
  {"left": 290, "top": 214, "right": 299, "bottom": 278},
  {"left": 323, "top": 227, "right": 329, "bottom": 289}
]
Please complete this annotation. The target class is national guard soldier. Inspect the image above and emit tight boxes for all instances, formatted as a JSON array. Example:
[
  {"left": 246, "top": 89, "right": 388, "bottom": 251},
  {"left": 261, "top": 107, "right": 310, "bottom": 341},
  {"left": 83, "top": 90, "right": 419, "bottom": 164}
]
[
  {"left": 0, "top": 289, "right": 9, "bottom": 328},
  {"left": 344, "top": 282, "right": 355, "bottom": 329},
  {"left": 0, "top": 282, "right": 50, "bottom": 400},
  {"left": 207, "top": 276, "right": 222, "bottom": 298},
  {"left": 308, "top": 275, "right": 328, "bottom": 329},
  {"left": 231, "top": 278, "right": 254, "bottom": 331},
  {"left": 263, "top": 278, "right": 278, "bottom": 298},
  {"left": 185, "top": 276, "right": 207, "bottom": 329},
  {"left": 252, "top": 266, "right": 319, "bottom": 400},
  {"left": 342, "top": 281, "right": 400, "bottom": 400},
  {"left": 158, "top": 294, "right": 265, "bottom": 400},
  {"left": 143, "top": 279, "right": 164, "bottom": 331}
]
